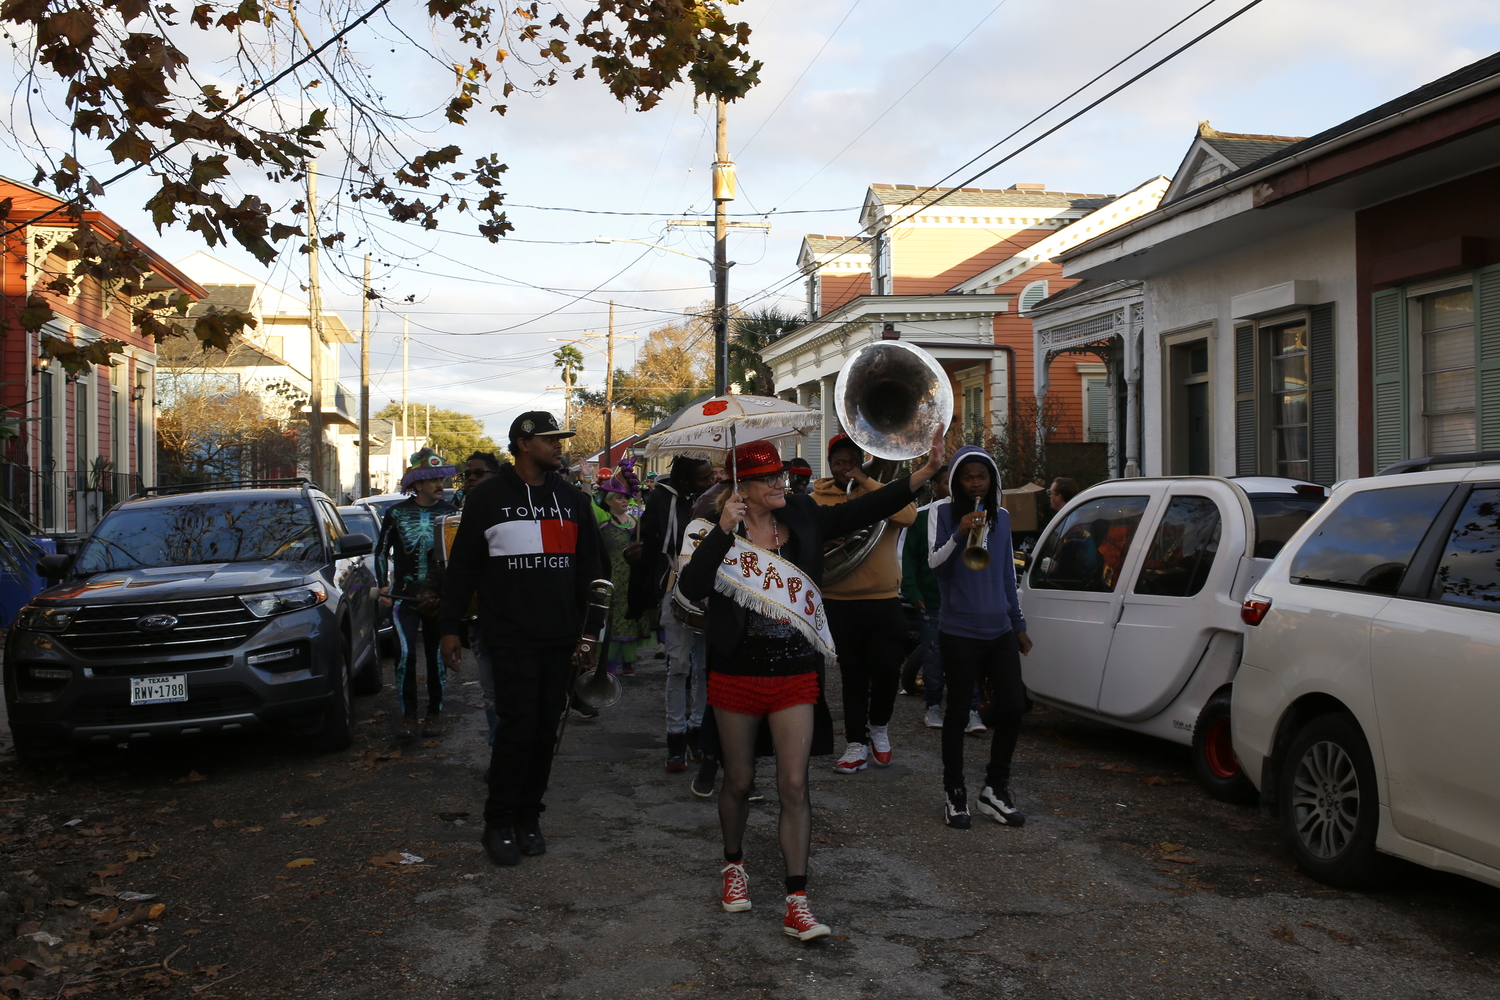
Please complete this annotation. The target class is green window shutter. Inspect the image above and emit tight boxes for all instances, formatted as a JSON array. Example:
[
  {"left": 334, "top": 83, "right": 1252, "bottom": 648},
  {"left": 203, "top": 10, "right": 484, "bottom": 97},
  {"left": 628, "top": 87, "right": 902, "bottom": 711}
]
[
  {"left": 1308, "top": 304, "right": 1337, "bottom": 484},
  {"left": 1371, "top": 288, "right": 1407, "bottom": 470},
  {"left": 1475, "top": 264, "right": 1500, "bottom": 452},
  {"left": 1085, "top": 378, "right": 1109, "bottom": 443},
  {"left": 1234, "top": 324, "right": 1257, "bottom": 475}
]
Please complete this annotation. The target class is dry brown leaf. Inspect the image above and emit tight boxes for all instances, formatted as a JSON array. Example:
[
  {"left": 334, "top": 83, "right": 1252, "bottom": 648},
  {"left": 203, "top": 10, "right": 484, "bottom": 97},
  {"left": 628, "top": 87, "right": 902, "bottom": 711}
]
[
  {"left": 296, "top": 817, "right": 327, "bottom": 828},
  {"left": 148, "top": 903, "right": 167, "bottom": 919},
  {"left": 280, "top": 812, "right": 300, "bottom": 819},
  {"left": 173, "top": 771, "right": 207, "bottom": 784},
  {"left": 1162, "top": 854, "right": 1197, "bottom": 864},
  {"left": 1097, "top": 763, "right": 1139, "bottom": 773},
  {"left": 368, "top": 850, "right": 404, "bottom": 867},
  {"left": 286, "top": 858, "right": 316, "bottom": 868},
  {"left": 1157, "top": 842, "right": 1185, "bottom": 852},
  {"left": 211, "top": 819, "right": 231, "bottom": 829},
  {"left": 182, "top": 929, "right": 201, "bottom": 937},
  {"left": 88, "top": 908, "right": 119, "bottom": 924},
  {"left": 243, "top": 826, "right": 264, "bottom": 833},
  {"left": 91, "top": 863, "right": 125, "bottom": 879},
  {"left": 1270, "top": 924, "right": 1298, "bottom": 944},
  {"left": 306, "top": 772, "right": 324, "bottom": 777},
  {"left": 1141, "top": 775, "right": 1168, "bottom": 786},
  {"left": 50, "top": 898, "right": 78, "bottom": 907}
]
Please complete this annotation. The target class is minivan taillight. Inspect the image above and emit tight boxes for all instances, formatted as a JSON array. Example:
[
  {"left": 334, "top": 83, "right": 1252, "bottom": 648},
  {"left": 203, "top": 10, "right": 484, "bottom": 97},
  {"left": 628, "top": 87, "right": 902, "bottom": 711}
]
[{"left": 1241, "top": 598, "right": 1272, "bottom": 626}]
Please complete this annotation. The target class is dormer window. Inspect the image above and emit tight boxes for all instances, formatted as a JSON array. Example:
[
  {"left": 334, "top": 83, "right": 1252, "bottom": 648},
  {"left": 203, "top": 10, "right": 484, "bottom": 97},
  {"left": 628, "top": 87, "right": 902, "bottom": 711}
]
[{"left": 807, "top": 271, "right": 821, "bottom": 319}]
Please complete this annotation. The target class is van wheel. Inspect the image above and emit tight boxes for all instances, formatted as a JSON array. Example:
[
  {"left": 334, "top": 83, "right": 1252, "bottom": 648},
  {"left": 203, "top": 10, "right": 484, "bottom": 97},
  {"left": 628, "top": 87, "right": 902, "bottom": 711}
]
[
  {"left": 1278, "top": 712, "right": 1392, "bottom": 889},
  {"left": 1191, "top": 690, "right": 1257, "bottom": 804},
  {"left": 305, "top": 642, "right": 353, "bottom": 753}
]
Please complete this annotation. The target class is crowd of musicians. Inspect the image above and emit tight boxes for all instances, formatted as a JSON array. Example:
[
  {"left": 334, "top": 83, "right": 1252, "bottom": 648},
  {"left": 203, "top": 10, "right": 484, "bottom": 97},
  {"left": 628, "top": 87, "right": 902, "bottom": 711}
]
[{"left": 375, "top": 408, "right": 1036, "bottom": 943}]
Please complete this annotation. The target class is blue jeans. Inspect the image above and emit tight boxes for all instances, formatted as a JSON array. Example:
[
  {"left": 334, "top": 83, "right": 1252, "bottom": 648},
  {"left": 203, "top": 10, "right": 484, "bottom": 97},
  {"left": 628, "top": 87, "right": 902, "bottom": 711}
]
[
  {"left": 472, "top": 626, "right": 499, "bottom": 747},
  {"left": 393, "top": 600, "right": 444, "bottom": 717},
  {"left": 662, "top": 593, "right": 707, "bottom": 734}
]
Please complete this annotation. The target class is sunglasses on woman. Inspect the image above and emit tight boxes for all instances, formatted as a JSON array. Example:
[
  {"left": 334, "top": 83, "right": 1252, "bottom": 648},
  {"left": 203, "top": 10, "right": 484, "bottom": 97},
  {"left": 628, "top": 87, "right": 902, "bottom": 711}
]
[{"left": 744, "top": 473, "right": 787, "bottom": 488}]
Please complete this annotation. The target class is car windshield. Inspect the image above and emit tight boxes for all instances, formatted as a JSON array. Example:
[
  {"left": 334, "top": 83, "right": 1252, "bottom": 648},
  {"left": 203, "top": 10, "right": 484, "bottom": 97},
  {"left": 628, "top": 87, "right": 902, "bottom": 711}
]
[
  {"left": 1250, "top": 498, "right": 1326, "bottom": 559},
  {"left": 72, "top": 498, "right": 322, "bottom": 573}
]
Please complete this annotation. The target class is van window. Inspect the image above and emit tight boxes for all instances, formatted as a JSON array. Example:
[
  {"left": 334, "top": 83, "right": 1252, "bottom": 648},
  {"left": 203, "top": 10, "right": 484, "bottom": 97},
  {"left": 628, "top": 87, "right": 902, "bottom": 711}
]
[
  {"left": 1288, "top": 483, "right": 1452, "bottom": 595},
  {"left": 1431, "top": 488, "right": 1500, "bottom": 610},
  {"left": 1029, "top": 496, "right": 1150, "bottom": 592},
  {"left": 1134, "top": 496, "right": 1221, "bottom": 597},
  {"left": 1249, "top": 498, "right": 1324, "bottom": 558}
]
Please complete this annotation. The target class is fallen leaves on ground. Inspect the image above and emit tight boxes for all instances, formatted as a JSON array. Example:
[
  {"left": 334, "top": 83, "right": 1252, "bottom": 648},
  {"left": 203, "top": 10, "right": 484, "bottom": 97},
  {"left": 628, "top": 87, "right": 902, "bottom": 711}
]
[
  {"left": 1157, "top": 842, "right": 1185, "bottom": 852},
  {"left": 349, "top": 748, "right": 402, "bottom": 769},
  {"left": 173, "top": 771, "right": 207, "bottom": 784},
  {"left": 1270, "top": 924, "right": 1299, "bottom": 944},
  {"left": 296, "top": 817, "right": 327, "bottom": 827},
  {"left": 286, "top": 858, "right": 316, "bottom": 868},
  {"left": 1097, "top": 763, "right": 1139, "bottom": 773}
]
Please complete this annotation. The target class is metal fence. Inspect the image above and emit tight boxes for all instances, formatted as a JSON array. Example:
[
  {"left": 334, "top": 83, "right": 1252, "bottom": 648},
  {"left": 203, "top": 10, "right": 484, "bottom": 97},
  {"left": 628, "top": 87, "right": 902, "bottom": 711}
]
[{"left": 0, "top": 463, "right": 143, "bottom": 536}]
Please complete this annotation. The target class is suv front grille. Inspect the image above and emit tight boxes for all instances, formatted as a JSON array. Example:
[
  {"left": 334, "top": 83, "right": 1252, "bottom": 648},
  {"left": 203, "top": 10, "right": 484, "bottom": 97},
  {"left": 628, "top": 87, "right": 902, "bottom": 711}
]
[{"left": 59, "top": 597, "right": 268, "bottom": 659}]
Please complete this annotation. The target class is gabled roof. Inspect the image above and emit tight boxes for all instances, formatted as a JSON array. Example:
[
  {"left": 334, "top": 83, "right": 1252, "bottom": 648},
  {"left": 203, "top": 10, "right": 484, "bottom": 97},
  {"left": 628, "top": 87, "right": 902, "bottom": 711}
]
[
  {"left": 1162, "top": 122, "right": 1304, "bottom": 205},
  {"left": 864, "top": 184, "right": 1114, "bottom": 211},
  {"left": 949, "top": 176, "right": 1168, "bottom": 294},
  {"left": 798, "top": 234, "right": 871, "bottom": 272},
  {"left": 186, "top": 283, "right": 258, "bottom": 317}
]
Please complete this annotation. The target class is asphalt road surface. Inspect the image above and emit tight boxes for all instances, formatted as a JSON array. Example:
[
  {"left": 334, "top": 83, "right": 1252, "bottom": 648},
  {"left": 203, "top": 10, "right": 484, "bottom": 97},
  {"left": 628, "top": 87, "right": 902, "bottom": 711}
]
[{"left": 3, "top": 645, "right": 1499, "bottom": 999}]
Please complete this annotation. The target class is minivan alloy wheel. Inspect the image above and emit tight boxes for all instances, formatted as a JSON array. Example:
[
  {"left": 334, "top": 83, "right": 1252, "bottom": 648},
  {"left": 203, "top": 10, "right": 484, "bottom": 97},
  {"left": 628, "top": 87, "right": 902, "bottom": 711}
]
[{"left": 1291, "top": 739, "right": 1360, "bottom": 859}]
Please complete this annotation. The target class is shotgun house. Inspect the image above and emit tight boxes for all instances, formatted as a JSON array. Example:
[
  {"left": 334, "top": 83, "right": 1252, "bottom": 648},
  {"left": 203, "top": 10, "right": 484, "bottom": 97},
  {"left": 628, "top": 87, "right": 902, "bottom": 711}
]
[
  {"left": 0, "top": 175, "right": 204, "bottom": 535},
  {"left": 765, "top": 181, "right": 1163, "bottom": 479},
  {"left": 1055, "top": 52, "right": 1500, "bottom": 482}
]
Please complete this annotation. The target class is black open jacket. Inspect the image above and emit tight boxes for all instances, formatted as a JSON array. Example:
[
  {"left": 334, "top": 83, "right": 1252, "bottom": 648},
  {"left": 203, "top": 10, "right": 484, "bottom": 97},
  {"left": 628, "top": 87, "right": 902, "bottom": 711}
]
[{"left": 678, "top": 477, "right": 918, "bottom": 755}]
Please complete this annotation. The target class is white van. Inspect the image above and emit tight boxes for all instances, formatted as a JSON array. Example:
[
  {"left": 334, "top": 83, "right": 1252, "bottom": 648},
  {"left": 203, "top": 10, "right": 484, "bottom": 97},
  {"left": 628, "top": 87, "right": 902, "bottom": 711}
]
[{"left": 1017, "top": 476, "right": 1327, "bottom": 800}]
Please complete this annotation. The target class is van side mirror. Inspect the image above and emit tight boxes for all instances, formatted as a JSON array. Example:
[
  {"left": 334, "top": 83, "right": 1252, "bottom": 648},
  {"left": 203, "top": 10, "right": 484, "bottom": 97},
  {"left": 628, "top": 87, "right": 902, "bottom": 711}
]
[
  {"left": 37, "top": 553, "right": 71, "bottom": 580},
  {"left": 336, "top": 533, "right": 374, "bottom": 558}
]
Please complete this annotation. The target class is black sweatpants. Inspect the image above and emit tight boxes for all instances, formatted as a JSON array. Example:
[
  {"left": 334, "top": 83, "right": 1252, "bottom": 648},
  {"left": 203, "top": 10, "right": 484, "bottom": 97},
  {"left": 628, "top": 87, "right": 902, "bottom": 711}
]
[
  {"left": 485, "top": 644, "right": 573, "bottom": 826},
  {"left": 939, "top": 630, "right": 1026, "bottom": 791},
  {"left": 826, "top": 597, "right": 905, "bottom": 745}
]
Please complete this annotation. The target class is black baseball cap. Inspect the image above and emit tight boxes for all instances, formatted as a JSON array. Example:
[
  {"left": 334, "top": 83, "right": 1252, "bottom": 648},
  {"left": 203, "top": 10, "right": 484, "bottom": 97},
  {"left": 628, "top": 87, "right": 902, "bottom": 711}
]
[{"left": 509, "top": 410, "right": 574, "bottom": 440}]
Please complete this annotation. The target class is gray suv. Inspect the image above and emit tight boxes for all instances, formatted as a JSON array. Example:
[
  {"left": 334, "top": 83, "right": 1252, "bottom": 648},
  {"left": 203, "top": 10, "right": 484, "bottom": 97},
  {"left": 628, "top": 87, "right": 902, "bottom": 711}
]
[{"left": 3, "top": 480, "right": 379, "bottom": 761}]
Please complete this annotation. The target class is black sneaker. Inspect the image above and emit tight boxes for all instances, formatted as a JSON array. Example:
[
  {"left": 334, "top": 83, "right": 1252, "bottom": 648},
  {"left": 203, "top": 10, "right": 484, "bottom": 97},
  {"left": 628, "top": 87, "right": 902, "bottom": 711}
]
[
  {"left": 397, "top": 715, "right": 417, "bottom": 739},
  {"left": 481, "top": 823, "right": 521, "bottom": 866},
  {"left": 516, "top": 816, "right": 546, "bottom": 856},
  {"left": 686, "top": 727, "right": 704, "bottom": 763},
  {"left": 746, "top": 783, "right": 765, "bottom": 803},
  {"left": 571, "top": 701, "right": 600, "bottom": 720},
  {"left": 975, "top": 786, "right": 1026, "bottom": 827},
  {"left": 944, "top": 787, "right": 971, "bottom": 829},
  {"left": 691, "top": 756, "right": 719, "bottom": 798},
  {"left": 665, "top": 732, "right": 688, "bottom": 772}
]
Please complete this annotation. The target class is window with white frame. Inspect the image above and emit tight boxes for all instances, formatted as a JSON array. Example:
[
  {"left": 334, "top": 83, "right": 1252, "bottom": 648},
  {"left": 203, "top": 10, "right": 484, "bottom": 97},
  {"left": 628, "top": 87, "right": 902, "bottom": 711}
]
[
  {"left": 875, "top": 233, "right": 892, "bottom": 295},
  {"left": 1266, "top": 320, "right": 1310, "bottom": 481},
  {"left": 1416, "top": 285, "right": 1475, "bottom": 454}
]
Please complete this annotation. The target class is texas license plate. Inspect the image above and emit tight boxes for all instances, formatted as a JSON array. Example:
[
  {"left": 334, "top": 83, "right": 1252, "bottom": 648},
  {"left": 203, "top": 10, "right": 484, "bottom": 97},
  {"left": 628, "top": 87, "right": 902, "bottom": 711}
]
[{"left": 130, "top": 674, "right": 188, "bottom": 705}]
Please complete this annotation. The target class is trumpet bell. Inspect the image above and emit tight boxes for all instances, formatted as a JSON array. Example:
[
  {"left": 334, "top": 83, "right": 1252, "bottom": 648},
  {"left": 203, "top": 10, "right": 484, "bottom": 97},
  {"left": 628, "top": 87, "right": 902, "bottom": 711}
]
[
  {"left": 834, "top": 340, "right": 954, "bottom": 461},
  {"left": 575, "top": 668, "right": 622, "bottom": 709},
  {"left": 962, "top": 545, "right": 991, "bottom": 571}
]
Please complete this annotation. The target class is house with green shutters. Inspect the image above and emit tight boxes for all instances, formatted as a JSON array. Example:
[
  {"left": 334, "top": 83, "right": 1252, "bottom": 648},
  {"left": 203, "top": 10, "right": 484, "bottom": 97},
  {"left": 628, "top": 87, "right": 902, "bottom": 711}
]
[{"left": 1050, "top": 52, "right": 1500, "bottom": 482}]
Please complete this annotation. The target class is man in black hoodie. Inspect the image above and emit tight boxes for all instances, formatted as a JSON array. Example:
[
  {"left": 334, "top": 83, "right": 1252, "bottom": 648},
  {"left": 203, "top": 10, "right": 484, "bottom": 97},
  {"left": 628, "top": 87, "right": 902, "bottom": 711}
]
[{"left": 440, "top": 410, "right": 606, "bottom": 866}]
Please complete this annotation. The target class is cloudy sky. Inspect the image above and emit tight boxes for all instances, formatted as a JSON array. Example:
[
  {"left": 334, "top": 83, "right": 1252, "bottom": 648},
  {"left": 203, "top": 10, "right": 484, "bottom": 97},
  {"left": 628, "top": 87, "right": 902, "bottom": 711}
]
[{"left": 20, "top": 0, "right": 1500, "bottom": 440}]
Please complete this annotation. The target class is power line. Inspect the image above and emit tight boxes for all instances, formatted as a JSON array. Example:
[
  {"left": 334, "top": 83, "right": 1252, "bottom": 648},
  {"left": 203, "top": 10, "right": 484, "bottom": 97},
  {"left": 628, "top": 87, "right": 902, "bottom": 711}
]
[
  {"left": 733, "top": 0, "right": 1266, "bottom": 313},
  {"left": 737, "top": 0, "right": 864, "bottom": 156}
]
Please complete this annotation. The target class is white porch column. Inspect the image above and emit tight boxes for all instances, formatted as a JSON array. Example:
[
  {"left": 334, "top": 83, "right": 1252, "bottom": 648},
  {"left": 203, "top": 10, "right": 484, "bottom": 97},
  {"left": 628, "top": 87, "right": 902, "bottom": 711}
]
[
  {"left": 795, "top": 382, "right": 815, "bottom": 465},
  {"left": 1123, "top": 305, "right": 1143, "bottom": 478},
  {"left": 818, "top": 374, "right": 838, "bottom": 478},
  {"left": 988, "top": 351, "right": 1008, "bottom": 440}
]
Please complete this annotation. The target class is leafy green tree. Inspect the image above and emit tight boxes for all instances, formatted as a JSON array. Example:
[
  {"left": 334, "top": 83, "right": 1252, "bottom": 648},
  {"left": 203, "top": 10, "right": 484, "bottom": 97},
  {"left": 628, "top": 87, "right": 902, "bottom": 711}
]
[
  {"left": 728, "top": 307, "right": 804, "bottom": 396},
  {"left": 375, "top": 401, "right": 499, "bottom": 467}
]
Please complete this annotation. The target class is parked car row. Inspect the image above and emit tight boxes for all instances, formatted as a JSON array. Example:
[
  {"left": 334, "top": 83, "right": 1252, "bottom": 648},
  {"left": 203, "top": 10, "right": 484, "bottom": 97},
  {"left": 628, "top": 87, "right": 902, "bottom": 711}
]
[{"left": 1022, "top": 456, "right": 1500, "bottom": 893}]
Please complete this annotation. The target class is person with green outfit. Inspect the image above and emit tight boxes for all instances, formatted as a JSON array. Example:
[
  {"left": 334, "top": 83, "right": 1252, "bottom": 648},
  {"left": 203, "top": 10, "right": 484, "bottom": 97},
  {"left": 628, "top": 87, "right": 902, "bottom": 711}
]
[{"left": 597, "top": 461, "right": 650, "bottom": 676}]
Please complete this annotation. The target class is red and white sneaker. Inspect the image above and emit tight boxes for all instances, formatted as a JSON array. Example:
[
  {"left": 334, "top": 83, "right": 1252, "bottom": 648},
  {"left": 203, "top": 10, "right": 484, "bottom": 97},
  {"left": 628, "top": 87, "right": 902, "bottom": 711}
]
[
  {"left": 833, "top": 742, "right": 868, "bottom": 774},
  {"left": 868, "top": 724, "right": 892, "bottom": 766},
  {"left": 721, "top": 861, "right": 751, "bottom": 912},
  {"left": 783, "top": 892, "right": 831, "bottom": 940}
]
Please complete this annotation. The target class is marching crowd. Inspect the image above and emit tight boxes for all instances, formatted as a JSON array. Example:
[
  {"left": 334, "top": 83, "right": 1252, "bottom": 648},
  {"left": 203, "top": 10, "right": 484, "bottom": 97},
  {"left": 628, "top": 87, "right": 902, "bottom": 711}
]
[{"left": 372, "top": 408, "right": 1047, "bottom": 942}]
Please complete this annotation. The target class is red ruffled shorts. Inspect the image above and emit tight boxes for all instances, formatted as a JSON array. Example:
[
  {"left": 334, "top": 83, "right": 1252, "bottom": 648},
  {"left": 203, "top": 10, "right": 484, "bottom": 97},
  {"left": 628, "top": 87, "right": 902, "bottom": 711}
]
[{"left": 708, "top": 672, "right": 820, "bottom": 716}]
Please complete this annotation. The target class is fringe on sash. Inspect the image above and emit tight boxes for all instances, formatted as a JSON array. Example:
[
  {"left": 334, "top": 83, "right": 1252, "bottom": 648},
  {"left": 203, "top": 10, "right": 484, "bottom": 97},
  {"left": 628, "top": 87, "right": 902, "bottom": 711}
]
[{"left": 711, "top": 570, "right": 838, "bottom": 668}]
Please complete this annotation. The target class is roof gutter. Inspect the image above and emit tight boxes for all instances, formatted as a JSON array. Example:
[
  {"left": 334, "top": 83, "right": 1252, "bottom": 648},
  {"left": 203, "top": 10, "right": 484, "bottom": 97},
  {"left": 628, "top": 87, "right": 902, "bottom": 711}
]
[{"left": 1059, "top": 70, "right": 1500, "bottom": 263}]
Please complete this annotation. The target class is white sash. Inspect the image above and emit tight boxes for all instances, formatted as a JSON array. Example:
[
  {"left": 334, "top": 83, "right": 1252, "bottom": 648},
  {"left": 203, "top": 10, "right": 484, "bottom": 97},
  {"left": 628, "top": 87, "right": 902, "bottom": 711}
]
[{"left": 678, "top": 517, "right": 837, "bottom": 665}]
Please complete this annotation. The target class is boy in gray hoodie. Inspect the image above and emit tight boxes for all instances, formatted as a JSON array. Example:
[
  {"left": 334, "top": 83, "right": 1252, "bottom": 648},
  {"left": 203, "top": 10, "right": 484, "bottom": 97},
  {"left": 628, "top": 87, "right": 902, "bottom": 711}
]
[{"left": 928, "top": 445, "right": 1033, "bottom": 829}]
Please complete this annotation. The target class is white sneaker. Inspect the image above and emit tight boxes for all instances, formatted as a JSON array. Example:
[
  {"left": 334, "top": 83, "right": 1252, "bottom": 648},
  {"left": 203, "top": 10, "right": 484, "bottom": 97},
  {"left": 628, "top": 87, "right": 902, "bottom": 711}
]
[
  {"left": 868, "top": 724, "right": 892, "bottom": 766},
  {"left": 924, "top": 705, "right": 943, "bottom": 728},
  {"left": 833, "top": 743, "right": 868, "bottom": 774},
  {"left": 975, "top": 785, "right": 1026, "bottom": 827},
  {"left": 965, "top": 710, "right": 987, "bottom": 734}
]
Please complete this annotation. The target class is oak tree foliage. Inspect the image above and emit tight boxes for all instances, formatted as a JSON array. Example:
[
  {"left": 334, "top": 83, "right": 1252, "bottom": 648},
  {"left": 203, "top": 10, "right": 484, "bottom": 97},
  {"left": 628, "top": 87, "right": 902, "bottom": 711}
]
[{"left": 1, "top": 0, "right": 761, "bottom": 369}]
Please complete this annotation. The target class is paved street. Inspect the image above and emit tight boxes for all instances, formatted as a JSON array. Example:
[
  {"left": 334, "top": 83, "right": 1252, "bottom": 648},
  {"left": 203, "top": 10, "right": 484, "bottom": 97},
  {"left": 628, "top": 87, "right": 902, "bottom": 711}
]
[{"left": 3, "top": 646, "right": 1500, "bottom": 999}]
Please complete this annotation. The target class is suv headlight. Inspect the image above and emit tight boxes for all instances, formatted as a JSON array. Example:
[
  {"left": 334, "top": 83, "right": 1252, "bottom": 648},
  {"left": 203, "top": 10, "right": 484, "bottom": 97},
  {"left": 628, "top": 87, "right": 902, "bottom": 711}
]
[
  {"left": 16, "top": 606, "right": 76, "bottom": 632},
  {"left": 240, "top": 582, "right": 327, "bottom": 618}
]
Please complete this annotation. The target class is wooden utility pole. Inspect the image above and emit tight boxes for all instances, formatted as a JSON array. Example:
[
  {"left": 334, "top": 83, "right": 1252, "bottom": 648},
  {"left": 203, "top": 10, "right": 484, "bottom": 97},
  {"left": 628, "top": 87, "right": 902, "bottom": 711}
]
[
  {"left": 306, "top": 162, "right": 325, "bottom": 485},
  {"left": 401, "top": 314, "right": 409, "bottom": 463},
  {"left": 604, "top": 300, "right": 615, "bottom": 468},
  {"left": 425, "top": 403, "right": 430, "bottom": 446},
  {"left": 712, "top": 98, "right": 733, "bottom": 396},
  {"left": 359, "top": 254, "right": 371, "bottom": 498}
]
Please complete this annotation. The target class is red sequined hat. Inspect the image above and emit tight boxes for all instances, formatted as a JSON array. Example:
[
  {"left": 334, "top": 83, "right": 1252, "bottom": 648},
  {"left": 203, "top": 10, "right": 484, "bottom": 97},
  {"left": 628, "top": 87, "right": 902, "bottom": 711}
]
[{"left": 731, "top": 439, "right": 789, "bottom": 480}]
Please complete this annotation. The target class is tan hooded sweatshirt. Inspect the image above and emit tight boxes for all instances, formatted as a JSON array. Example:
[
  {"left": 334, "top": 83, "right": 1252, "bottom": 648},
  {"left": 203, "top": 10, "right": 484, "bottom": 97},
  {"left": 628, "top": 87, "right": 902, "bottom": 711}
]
[{"left": 811, "top": 476, "right": 916, "bottom": 601}]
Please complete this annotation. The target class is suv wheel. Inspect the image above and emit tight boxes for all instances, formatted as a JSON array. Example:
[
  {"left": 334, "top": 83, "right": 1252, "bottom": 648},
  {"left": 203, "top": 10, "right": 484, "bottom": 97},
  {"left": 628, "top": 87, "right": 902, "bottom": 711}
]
[
  {"left": 305, "top": 641, "right": 354, "bottom": 753},
  {"left": 1278, "top": 712, "right": 1392, "bottom": 888},
  {"left": 1191, "top": 690, "right": 1257, "bottom": 804}
]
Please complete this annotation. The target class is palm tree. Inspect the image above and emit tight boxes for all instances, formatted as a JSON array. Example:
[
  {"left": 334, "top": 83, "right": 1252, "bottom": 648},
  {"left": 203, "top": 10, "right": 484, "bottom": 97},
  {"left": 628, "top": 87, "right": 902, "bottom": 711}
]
[{"left": 727, "top": 308, "right": 804, "bottom": 396}]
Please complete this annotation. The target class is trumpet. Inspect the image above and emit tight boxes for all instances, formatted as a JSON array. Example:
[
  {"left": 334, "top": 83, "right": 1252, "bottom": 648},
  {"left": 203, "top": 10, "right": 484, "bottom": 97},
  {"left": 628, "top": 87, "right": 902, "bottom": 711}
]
[{"left": 963, "top": 503, "right": 991, "bottom": 571}]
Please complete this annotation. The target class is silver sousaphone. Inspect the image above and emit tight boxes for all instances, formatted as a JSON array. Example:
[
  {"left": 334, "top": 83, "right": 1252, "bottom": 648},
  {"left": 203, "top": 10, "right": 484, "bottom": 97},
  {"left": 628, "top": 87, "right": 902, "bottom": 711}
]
[{"left": 823, "top": 340, "right": 954, "bottom": 584}]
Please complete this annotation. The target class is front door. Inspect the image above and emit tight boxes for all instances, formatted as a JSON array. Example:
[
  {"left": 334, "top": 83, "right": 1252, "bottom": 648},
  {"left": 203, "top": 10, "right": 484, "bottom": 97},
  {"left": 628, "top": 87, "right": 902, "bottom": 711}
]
[
  {"left": 1096, "top": 488, "right": 1242, "bottom": 722},
  {"left": 1021, "top": 490, "right": 1156, "bottom": 712}
]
